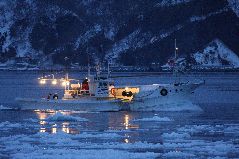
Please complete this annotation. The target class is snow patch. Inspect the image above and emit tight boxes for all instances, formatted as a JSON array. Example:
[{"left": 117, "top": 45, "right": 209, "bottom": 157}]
[
  {"left": 193, "top": 39, "right": 239, "bottom": 68},
  {"left": 156, "top": 0, "right": 191, "bottom": 7},
  {"left": 75, "top": 24, "right": 102, "bottom": 48},
  {"left": 190, "top": 7, "right": 229, "bottom": 22},
  {"left": 228, "top": 0, "right": 239, "bottom": 17},
  {"left": 105, "top": 29, "right": 152, "bottom": 60}
]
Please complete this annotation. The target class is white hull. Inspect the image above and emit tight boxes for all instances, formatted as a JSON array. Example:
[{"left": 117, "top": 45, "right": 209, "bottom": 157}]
[
  {"left": 129, "top": 82, "right": 203, "bottom": 111},
  {"left": 16, "top": 97, "right": 121, "bottom": 112}
]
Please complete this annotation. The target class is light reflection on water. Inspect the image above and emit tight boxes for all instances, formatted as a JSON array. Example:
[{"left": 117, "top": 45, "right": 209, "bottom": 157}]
[
  {"left": 34, "top": 110, "right": 141, "bottom": 138},
  {"left": 123, "top": 113, "right": 139, "bottom": 130},
  {"left": 35, "top": 111, "right": 79, "bottom": 134}
]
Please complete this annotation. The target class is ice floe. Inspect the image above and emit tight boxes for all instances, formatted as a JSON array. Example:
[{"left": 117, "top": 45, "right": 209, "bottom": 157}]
[
  {"left": 74, "top": 132, "right": 122, "bottom": 139},
  {"left": 0, "top": 121, "right": 21, "bottom": 130},
  {"left": 0, "top": 105, "right": 12, "bottom": 110},
  {"left": 163, "top": 151, "right": 195, "bottom": 158},
  {"left": 23, "top": 118, "right": 39, "bottom": 123},
  {"left": 162, "top": 132, "right": 191, "bottom": 139},
  {"left": 0, "top": 125, "right": 238, "bottom": 159},
  {"left": 45, "top": 112, "right": 88, "bottom": 122},
  {"left": 133, "top": 116, "right": 172, "bottom": 122},
  {"left": 11, "top": 148, "right": 158, "bottom": 159},
  {"left": 0, "top": 132, "right": 161, "bottom": 159},
  {"left": 161, "top": 124, "right": 239, "bottom": 158}
]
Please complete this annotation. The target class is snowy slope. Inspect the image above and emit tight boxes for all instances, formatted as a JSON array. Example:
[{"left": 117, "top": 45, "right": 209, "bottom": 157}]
[
  {"left": 156, "top": 0, "right": 192, "bottom": 7},
  {"left": 193, "top": 39, "right": 239, "bottom": 68},
  {"left": 0, "top": 0, "right": 239, "bottom": 68},
  {"left": 228, "top": 0, "right": 239, "bottom": 17}
]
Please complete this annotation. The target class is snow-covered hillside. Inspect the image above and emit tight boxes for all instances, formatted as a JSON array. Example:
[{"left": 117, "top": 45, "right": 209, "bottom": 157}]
[
  {"left": 156, "top": 0, "right": 192, "bottom": 7},
  {"left": 193, "top": 39, "right": 239, "bottom": 68},
  {"left": 0, "top": 0, "right": 239, "bottom": 69},
  {"left": 228, "top": 0, "right": 239, "bottom": 17}
]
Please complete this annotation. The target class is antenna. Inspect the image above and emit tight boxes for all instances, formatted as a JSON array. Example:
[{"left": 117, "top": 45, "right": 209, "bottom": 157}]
[
  {"left": 107, "top": 59, "right": 112, "bottom": 78},
  {"left": 173, "top": 39, "right": 179, "bottom": 83},
  {"left": 174, "top": 39, "right": 178, "bottom": 60},
  {"left": 87, "top": 55, "right": 90, "bottom": 77},
  {"left": 87, "top": 43, "right": 91, "bottom": 77}
]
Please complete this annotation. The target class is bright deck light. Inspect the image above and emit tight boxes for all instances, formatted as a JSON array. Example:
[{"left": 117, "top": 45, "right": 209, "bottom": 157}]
[
  {"left": 62, "top": 81, "right": 70, "bottom": 86},
  {"left": 62, "top": 81, "right": 66, "bottom": 86},
  {"left": 40, "top": 79, "right": 46, "bottom": 84},
  {"left": 52, "top": 80, "right": 57, "bottom": 85}
]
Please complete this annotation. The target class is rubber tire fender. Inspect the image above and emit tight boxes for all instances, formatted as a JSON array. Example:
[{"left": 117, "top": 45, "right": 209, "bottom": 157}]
[{"left": 160, "top": 88, "right": 168, "bottom": 96}]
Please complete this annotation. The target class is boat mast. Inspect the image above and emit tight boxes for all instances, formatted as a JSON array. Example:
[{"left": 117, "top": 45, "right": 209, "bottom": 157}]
[
  {"left": 87, "top": 45, "right": 91, "bottom": 77},
  {"left": 107, "top": 59, "right": 111, "bottom": 79},
  {"left": 174, "top": 39, "right": 177, "bottom": 60},
  {"left": 64, "top": 56, "right": 70, "bottom": 91},
  {"left": 88, "top": 63, "right": 90, "bottom": 77}
]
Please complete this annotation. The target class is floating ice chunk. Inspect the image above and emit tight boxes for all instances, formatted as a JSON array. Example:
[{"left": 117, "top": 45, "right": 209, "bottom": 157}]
[
  {"left": 23, "top": 118, "right": 38, "bottom": 123},
  {"left": 163, "top": 151, "right": 195, "bottom": 158},
  {"left": 100, "top": 141, "right": 163, "bottom": 150},
  {"left": 45, "top": 112, "right": 88, "bottom": 122},
  {"left": 162, "top": 132, "right": 190, "bottom": 139},
  {"left": 74, "top": 132, "right": 122, "bottom": 139},
  {"left": 0, "top": 105, "right": 12, "bottom": 110},
  {"left": 0, "top": 132, "right": 161, "bottom": 159},
  {"left": 177, "top": 125, "right": 213, "bottom": 133},
  {"left": 0, "top": 121, "right": 21, "bottom": 129},
  {"left": 204, "top": 141, "right": 237, "bottom": 156},
  {"left": 224, "top": 126, "right": 239, "bottom": 133},
  {"left": 105, "top": 129, "right": 132, "bottom": 133},
  {"left": 133, "top": 116, "right": 172, "bottom": 122},
  {"left": 11, "top": 149, "right": 158, "bottom": 159}
]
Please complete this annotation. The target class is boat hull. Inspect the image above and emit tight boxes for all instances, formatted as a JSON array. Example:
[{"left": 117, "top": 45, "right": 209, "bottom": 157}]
[
  {"left": 15, "top": 98, "right": 121, "bottom": 112},
  {"left": 129, "top": 82, "right": 203, "bottom": 111}
]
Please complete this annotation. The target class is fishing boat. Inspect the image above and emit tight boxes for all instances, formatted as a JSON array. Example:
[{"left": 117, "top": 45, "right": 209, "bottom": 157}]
[
  {"left": 16, "top": 67, "right": 124, "bottom": 111},
  {"left": 123, "top": 39, "right": 204, "bottom": 111}
]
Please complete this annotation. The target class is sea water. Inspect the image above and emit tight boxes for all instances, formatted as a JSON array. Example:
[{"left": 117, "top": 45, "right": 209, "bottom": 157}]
[{"left": 0, "top": 71, "right": 239, "bottom": 158}]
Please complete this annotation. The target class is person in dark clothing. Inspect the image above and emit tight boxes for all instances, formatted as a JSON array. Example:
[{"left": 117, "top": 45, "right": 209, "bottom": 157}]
[{"left": 47, "top": 93, "right": 52, "bottom": 100}]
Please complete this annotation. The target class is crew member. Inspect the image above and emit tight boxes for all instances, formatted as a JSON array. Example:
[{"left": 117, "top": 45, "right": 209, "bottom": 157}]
[{"left": 47, "top": 93, "right": 52, "bottom": 100}]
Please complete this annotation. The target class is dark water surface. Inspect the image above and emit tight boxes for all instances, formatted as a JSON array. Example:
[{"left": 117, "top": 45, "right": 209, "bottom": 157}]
[{"left": 0, "top": 71, "right": 238, "bottom": 158}]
